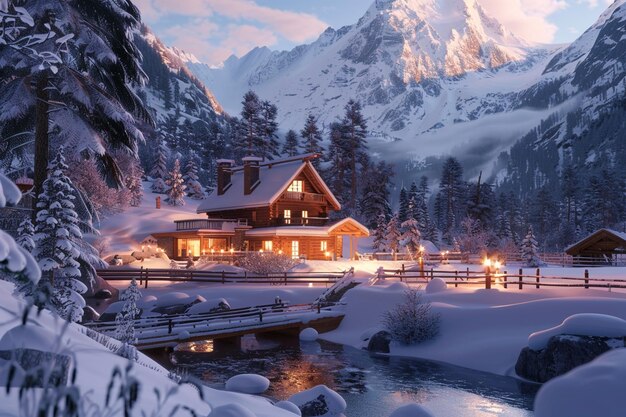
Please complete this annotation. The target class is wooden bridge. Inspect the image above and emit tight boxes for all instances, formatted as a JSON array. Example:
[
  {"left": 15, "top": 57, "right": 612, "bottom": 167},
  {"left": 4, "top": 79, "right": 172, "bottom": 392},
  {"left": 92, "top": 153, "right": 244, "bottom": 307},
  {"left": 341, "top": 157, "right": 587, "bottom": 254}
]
[{"left": 85, "top": 303, "right": 344, "bottom": 350}]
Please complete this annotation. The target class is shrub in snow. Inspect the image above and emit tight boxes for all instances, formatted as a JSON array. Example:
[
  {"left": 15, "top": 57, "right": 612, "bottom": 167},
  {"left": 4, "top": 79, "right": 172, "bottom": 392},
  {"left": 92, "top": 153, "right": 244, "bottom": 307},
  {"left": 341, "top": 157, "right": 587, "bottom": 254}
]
[
  {"left": 225, "top": 373, "right": 270, "bottom": 394},
  {"left": 389, "top": 403, "right": 435, "bottom": 417},
  {"left": 534, "top": 349, "right": 626, "bottom": 417},
  {"left": 288, "top": 385, "right": 347, "bottom": 417},
  {"left": 383, "top": 289, "right": 440, "bottom": 345},
  {"left": 425, "top": 278, "right": 447, "bottom": 294},
  {"left": 32, "top": 151, "right": 90, "bottom": 322},
  {"left": 527, "top": 313, "right": 626, "bottom": 351},
  {"left": 165, "top": 159, "right": 186, "bottom": 206},
  {"left": 520, "top": 226, "right": 542, "bottom": 267},
  {"left": 151, "top": 177, "right": 167, "bottom": 194},
  {"left": 115, "top": 277, "right": 142, "bottom": 359},
  {"left": 237, "top": 252, "right": 298, "bottom": 274},
  {"left": 299, "top": 327, "right": 319, "bottom": 342},
  {"left": 184, "top": 157, "right": 205, "bottom": 199},
  {"left": 274, "top": 401, "right": 302, "bottom": 416}
]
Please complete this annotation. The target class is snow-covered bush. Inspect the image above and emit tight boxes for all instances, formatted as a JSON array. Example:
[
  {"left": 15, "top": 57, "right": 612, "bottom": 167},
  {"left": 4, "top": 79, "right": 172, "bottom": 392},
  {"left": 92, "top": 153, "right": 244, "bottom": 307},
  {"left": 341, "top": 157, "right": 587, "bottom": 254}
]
[
  {"left": 400, "top": 217, "right": 421, "bottom": 255},
  {"left": 383, "top": 289, "right": 440, "bottom": 345},
  {"left": 184, "top": 157, "right": 205, "bottom": 200},
  {"left": 16, "top": 219, "right": 35, "bottom": 252},
  {"left": 237, "top": 252, "right": 298, "bottom": 274},
  {"left": 386, "top": 214, "right": 402, "bottom": 257},
  {"left": 165, "top": 159, "right": 186, "bottom": 206},
  {"left": 521, "top": 226, "right": 542, "bottom": 267}
]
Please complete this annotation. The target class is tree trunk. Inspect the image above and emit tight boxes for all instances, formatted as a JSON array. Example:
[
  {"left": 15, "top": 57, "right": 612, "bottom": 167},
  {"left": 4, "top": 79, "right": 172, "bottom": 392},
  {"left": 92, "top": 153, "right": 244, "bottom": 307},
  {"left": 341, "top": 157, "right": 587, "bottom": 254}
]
[{"left": 32, "top": 72, "right": 50, "bottom": 218}]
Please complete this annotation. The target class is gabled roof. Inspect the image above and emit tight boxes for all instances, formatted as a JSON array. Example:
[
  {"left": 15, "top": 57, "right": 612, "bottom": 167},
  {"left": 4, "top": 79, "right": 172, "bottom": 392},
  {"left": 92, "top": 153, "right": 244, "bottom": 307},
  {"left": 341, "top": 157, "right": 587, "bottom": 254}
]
[
  {"left": 197, "top": 155, "right": 341, "bottom": 213},
  {"left": 565, "top": 228, "right": 626, "bottom": 255}
]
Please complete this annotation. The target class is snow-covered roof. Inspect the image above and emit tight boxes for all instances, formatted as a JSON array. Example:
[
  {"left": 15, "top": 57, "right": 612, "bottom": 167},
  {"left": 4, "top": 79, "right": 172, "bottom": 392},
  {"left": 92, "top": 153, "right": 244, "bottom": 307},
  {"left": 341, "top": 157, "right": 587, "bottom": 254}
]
[
  {"left": 197, "top": 155, "right": 341, "bottom": 213},
  {"left": 565, "top": 228, "right": 626, "bottom": 254},
  {"left": 245, "top": 217, "right": 370, "bottom": 237}
]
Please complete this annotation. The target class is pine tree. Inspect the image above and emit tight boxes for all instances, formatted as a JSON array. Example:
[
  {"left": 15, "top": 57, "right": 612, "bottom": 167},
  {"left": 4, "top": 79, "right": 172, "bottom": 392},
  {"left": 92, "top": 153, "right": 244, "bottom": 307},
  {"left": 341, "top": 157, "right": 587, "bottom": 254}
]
[
  {"left": 398, "top": 187, "right": 409, "bottom": 223},
  {"left": 436, "top": 157, "right": 466, "bottom": 245},
  {"left": 385, "top": 214, "right": 402, "bottom": 257},
  {"left": 115, "top": 277, "right": 142, "bottom": 360},
  {"left": 184, "top": 156, "right": 205, "bottom": 199},
  {"left": 126, "top": 167, "right": 144, "bottom": 207},
  {"left": 373, "top": 213, "right": 388, "bottom": 252},
  {"left": 33, "top": 151, "right": 88, "bottom": 322},
  {"left": 151, "top": 137, "right": 169, "bottom": 193},
  {"left": 236, "top": 91, "right": 262, "bottom": 159},
  {"left": 282, "top": 130, "right": 300, "bottom": 157},
  {"left": 341, "top": 99, "right": 369, "bottom": 214},
  {"left": 166, "top": 159, "right": 186, "bottom": 206},
  {"left": 359, "top": 161, "right": 394, "bottom": 229},
  {"left": 401, "top": 217, "right": 421, "bottom": 256},
  {"left": 259, "top": 100, "right": 281, "bottom": 160},
  {"left": 16, "top": 219, "right": 35, "bottom": 252},
  {"left": 415, "top": 176, "right": 436, "bottom": 241},
  {"left": 301, "top": 114, "right": 324, "bottom": 165},
  {"left": 521, "top": 226, "right": 541, "bottom": 267}
]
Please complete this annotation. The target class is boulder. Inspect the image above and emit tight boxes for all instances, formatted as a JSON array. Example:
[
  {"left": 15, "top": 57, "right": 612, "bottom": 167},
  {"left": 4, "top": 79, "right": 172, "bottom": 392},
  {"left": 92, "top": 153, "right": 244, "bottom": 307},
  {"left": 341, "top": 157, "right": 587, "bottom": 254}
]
[
  {"left": 367, "top": 330, "right": 392, "bottom": 353},
  {"left": 225, "top": 373, "right": 270, "bottom": 394},
  {"left": 515, "top": 334, "right": 624, "bottom": 383},
  {"left": 299, "top": 328, "right": 319, "bottom": 342},
  {"left": 81, "top": 306, "right": 100, "bottom": 323},
  {"left": 151, "top": 294, "right": 205, "bottom": 315}
]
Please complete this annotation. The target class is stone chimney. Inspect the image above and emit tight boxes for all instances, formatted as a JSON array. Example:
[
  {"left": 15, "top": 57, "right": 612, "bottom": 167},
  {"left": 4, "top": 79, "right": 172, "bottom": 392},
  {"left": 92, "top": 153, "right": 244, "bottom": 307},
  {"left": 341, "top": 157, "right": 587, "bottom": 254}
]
[
  {"left": 216, "top": 159, "right": 235, "bottom": 195},
  {"left": 242, "top": 156, "right": 262, "bottom": 195}
]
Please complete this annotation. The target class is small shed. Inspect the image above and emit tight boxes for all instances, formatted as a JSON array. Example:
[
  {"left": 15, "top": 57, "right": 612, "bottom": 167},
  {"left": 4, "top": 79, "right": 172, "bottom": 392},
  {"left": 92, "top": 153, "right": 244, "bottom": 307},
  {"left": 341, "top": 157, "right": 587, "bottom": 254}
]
[{"left": 565, "top": 229, "right": 626, "bottom": 266}]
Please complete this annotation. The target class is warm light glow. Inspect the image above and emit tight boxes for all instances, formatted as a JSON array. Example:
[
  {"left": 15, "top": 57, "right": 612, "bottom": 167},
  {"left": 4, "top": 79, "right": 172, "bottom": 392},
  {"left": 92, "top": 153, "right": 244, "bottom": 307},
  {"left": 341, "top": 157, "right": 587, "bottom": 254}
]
[
  {"left": 278, "top": 249, "right": 283, "bottom": 255},
  {"left": 259, "top": 249, "right": 264, "bottom": 253},
  {"left": 308, "top": 283, "right": 313, "bottom": 287},
  {"left": 483, "top": 258, "right": 492, "bottom": 268},
  {"left": 324, "top": 251, "right": 330, "bottom": 258},
  {"left": 494, "top": 260, "right": 502, "bottom": 270},
  {"left": 419, "top": 245, "right": 425, "bottom": 253},
  {"left": 230, "top": 248, "right": 234, "bottom": 253},
  {"left": 220, "top": 249, "right": 225, "bottom": 253},
  {"left": 211, "top": 249, "right": 215, "bottom": 253}
]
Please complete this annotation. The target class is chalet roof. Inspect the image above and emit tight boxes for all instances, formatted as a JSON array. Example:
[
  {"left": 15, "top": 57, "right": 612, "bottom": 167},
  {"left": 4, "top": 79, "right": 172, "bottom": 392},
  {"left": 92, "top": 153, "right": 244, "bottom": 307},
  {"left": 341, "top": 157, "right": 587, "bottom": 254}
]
[
  {"left": 245, "top": 218, "right": 370, "bottom": 237},
  {"left": 565, "top": 228, "right": 626, "bottom": 255},
  {"left": 197, "top": 155, "right": 341, "bottom": 213}
]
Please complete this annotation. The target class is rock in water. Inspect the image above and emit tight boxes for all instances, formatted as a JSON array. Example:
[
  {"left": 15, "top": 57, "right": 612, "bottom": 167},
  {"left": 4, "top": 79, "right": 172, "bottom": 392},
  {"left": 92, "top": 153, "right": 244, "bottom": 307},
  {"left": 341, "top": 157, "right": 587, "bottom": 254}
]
[
  {"left": 225, "top": 373, "right": 270, "bottom": 394},
  {"left": 515, "top": 334, "right": 624, "bottom": 382},
  {"left": 367, "top": 330, "right": 392, "bottom": 353},
  {"left": 289, "top": 385, "right": 347, "bottom": 417},
  {"left": 389, "top": 403, "right": 435, "bottom": 417},
  {"left": 299, "top": 327, "right": 319, "bottom": 342}
]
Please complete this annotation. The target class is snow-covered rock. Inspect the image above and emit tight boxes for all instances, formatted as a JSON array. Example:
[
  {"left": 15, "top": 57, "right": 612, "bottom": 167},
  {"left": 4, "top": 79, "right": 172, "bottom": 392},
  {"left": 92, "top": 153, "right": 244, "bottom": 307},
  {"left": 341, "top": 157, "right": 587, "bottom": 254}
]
[
  {"left": 528, "top": 314, "right": 626, "bottom": 351},
  {"left": 186, "top": 298, "right": 231, "bottom": 314},
  {"left": 388, "top": 282, "right": 410, "bottom": 291},
  {"left": 534, "top": 349, "right": 626, "bottom": 417},
  {"left": 389, "top": 403, "right": 435, "bottom": 417},
  {"left": 288, "top": 385, "right": 346, "bottom": 417},
  {"left": 299, "top": 327, "right": 319, "bottom": 342},
  {"left": 207, "top": 403, "right": 256, "bottom": 417},
  {"left": 224, "top": 374, "right": 270, "bottom": 394},
  {"left": 425, "top": 278, "right": 447, "bottom": 294},
  {"left": 274, "top": 401, "right": 302, "bottom": 416}
]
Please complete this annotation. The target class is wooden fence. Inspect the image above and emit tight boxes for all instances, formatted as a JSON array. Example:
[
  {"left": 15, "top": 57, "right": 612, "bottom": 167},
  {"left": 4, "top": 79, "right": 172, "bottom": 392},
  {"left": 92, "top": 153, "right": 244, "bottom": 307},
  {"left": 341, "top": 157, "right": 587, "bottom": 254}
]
[
  {"left": 379, "top": 267, "right": 626, "bottom": 291},
  {"left": 96, "top": 268, "right": 348, "bottom": 288}
]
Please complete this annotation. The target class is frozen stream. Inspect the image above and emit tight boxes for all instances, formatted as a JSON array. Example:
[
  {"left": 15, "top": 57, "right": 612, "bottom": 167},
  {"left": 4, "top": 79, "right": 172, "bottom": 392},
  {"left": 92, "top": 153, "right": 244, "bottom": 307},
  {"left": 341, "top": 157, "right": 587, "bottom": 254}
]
[{"left": 156, "top": 335, "right": 537, "bottom": 417}]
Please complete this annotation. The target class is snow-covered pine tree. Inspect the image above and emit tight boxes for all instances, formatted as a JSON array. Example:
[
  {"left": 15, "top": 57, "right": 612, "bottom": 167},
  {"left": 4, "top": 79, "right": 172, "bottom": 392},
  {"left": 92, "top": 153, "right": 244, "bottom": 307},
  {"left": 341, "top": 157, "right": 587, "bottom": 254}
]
[
  {"left": 0, "top": 174, "right": 41, "bottom": 292},
  {"left": 16, "top": 219, "right": 35, "bottom": 252},
  {"left": 341, "top": 99, "right": 368, "bottom": 214},
  {"left": 236, "top": 91, "right": 262, "bottom": 159},
  {"left": 358, "top": 161, "right": 394, "bottom": 229},
  {"left": 150, "top": 137, "right": 169, "bottom": 193},
  {"left": 398, "top": 187, "right": 409, "bottom": 223},
  {"left": 258, "top": 100, "right": 281, "bottom": 160},
  {"left": 166, "top": 159, "right": 186, "bottom": 206},
  {"left": 436, "top": 157, "right": 466, "bottom": 245},
  {"left": 373, "top": 213, "right": 388, "bottom": 252},
  {"left": 521, "top": 226, "right": 541, "bottom": 267},
  {"left": 184, "top": 156, "right": 205, "bottom": 199},
  {"left": 33, "top": 151, "right": 88, "bottom": 322},
  {"left": 282, "top": 130, "right": 299, "bottom": 157},
  {"left": 115, "top": 277, "right": 142, "bottom": 360},
  {"left": 126, "top": 165, "right": 144, "bottom": 207},
  {"left": 401, "top": 217, "right": 422, "bottom": 256},
  {"left": 386, "top": 214, "right": 402, "bottom": 257},
  {"left": 300, "top": 114, "right": 324, "bottom": 166}
]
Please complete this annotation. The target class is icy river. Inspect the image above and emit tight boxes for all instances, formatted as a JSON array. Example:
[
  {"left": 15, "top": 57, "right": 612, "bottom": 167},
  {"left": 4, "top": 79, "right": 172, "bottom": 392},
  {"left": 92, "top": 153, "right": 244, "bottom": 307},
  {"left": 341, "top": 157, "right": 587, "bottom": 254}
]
[{"left": 157, "top": 335, "right": 537, "bottom": 416}]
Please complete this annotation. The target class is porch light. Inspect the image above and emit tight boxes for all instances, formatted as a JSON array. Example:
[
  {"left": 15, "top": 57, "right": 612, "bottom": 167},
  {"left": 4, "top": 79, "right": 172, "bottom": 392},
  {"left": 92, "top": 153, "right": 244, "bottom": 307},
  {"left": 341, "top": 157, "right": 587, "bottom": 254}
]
[
  {"left": 220, "top": 249, "right": 225, "bottom": 253},
  {"left": 324, "top": 251, "right": 330, "bottom": 258},
  {"left": 278, "top": 249, "right": 283, "bottom": 255},
  {"left": 494, "top": 260, "right": 502, "bottom": 271},
  {"left": 483, "top": 258, "right": 492, "bottom": 268},
  {"left": 308, "top": 283, "right": 313, "bottom": 288},
  {"left": 419, "top": 245, "right": 425, "bottom": 253},
  {"left": 259, "top": 249, "right": 264, "bottom": 253}
]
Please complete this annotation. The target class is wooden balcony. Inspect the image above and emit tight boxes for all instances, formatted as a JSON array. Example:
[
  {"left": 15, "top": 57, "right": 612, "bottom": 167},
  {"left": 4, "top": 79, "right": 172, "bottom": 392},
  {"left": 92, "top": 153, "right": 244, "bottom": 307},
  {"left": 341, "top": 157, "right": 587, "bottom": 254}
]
[
  {"left": 280, "top": 191, "right": 326, "bottom": 203},
  {"left": 175, "top": 218, "right": 248, "bottom": 231},
  {"left": 276, "top": 217, "right": 329, "bottom": 227}
]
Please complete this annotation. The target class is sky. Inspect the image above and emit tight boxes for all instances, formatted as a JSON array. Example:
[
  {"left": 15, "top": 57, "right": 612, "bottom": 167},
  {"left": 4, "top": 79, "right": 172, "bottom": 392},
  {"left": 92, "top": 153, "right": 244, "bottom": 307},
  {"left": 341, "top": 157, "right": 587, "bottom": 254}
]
[{"left": 134, "top": 0, "right": 615, "bottom": 66}]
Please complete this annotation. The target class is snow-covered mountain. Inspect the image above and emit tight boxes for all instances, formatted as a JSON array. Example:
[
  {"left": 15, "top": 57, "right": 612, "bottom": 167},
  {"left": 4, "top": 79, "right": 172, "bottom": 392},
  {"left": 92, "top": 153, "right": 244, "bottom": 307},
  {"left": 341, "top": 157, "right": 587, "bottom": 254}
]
[{"left": 183, "top": 0, "right": 625, "bottom": 191}]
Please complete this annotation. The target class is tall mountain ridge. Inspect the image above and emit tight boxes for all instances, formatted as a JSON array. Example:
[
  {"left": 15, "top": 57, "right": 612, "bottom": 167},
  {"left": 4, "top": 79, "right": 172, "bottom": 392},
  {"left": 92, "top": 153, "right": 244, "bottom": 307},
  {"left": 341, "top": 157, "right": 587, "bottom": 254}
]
[{"left": 180, "top": 0, "right": 625, "bottom": 193}]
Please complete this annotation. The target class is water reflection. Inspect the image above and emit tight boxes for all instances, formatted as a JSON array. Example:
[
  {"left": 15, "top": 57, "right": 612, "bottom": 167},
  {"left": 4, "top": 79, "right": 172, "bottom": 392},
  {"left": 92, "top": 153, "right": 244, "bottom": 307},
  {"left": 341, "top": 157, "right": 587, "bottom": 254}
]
[{"left": 166, "top": 335, "right": 537, "bottom": 417}]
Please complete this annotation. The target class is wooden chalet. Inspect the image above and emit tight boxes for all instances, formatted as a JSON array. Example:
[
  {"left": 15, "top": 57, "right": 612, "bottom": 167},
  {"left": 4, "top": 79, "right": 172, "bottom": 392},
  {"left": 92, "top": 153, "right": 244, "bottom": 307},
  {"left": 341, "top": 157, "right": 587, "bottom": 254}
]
[
  {"left": 151, "top": 154, "right": 369, "bottom": 260},
  {"left": 565, "top": 229, "right": 626, "bottom": 265}
]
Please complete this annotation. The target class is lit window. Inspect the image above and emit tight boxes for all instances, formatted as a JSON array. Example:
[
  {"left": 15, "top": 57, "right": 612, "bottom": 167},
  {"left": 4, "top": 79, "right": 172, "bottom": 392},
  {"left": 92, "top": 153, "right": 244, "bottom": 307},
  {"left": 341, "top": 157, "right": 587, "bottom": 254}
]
[
  {"left": 284, "top": 209, "right": 291, "bottom": 224},
  {"left": 263, "top": 240, "right": 273, "bottom": 251},
  {"left": 302, "top": 210, "right": 308, "bottom": 225},
  {"left": 291, "top": 241, "right": 299, "bottom": 259},
  {"left": 288, "top": 180, "right": 303, "bottom": 192},
  {"left": 320, "top": 240, "right": 327, "bottom": 251}
]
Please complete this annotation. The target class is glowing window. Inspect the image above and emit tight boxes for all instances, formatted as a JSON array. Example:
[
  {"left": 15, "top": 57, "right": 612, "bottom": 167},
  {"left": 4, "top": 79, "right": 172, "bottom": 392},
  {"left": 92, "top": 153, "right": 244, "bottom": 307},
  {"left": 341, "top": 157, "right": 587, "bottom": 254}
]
[
  {"left": 291, "top": 241, "right": 299, "bottom": 259},
  {"left": 263, "top": 240, "right": 273, "bottom": 251},
  {"left": 288, "top": 180, "right": 303, "bottom": 192},
  {"left": 320, "top": 240, "right": 327, "bottom": 251},
  {"left": 284, "top": 209, "right": 291, "bottom": 224}
]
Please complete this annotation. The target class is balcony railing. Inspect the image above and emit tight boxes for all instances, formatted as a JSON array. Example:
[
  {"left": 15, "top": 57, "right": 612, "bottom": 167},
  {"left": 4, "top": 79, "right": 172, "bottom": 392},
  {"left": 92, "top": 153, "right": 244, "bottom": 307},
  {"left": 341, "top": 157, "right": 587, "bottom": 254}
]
[
  {"left": 277, "top": 217, "right": 329, "bottom": 227},
  {"left": 281, "top": 191, "right": 326, "bottom": 203},
  {"left": 175, "top": 218, "right": 248, "bottom": 231}
]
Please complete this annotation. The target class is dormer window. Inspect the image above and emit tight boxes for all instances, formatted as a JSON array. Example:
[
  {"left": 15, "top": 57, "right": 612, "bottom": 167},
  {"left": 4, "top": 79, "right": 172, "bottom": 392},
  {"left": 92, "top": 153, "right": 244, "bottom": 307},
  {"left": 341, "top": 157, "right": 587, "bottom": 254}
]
[{"left": 288, "top": 180, "right": 303, "bottom": 192}]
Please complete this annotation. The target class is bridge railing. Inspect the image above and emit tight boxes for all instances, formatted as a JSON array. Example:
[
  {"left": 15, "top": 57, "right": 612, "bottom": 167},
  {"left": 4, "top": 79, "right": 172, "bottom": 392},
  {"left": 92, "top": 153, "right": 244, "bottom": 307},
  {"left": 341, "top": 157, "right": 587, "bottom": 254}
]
[{"left": 96, "top": 268, "right": 348, "bottom": 288}]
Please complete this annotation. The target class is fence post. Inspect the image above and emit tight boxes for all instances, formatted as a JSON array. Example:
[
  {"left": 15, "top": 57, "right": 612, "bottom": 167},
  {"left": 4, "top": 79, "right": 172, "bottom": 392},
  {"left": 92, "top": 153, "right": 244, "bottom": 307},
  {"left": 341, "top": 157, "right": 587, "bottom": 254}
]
[
  {"left": 455, "top": 270, "right": 458, "bottom": 288},
  {"left": 317, "top": 304, "right": 321, "bottom": 314},
  {"left": 518, "top": 268, "right": 523, "bottom": 290},
  {"left": 222, "top": 270, "right": 225, "bottom": 284},
  {"left": 168, "top": 319, "right": 173, "bottom": 334},
  {"left": 430, "top": 268, "right": 434, "bottom": 281},
  {"left": 244, "top": 270, "right": 247, "bottom": 281},
  {"left": 466, "top": 267, "right": 470, "bottom": 281},
  {"left": 584, "top": 269, "right": 589, "bottom": 289},
  {"left": 402, "top": 264, "right": 405, "bottom": 275},
  {"left": 144, "top": 270, "right": 149, "bottom": 289},
  {"left": 485, "top": 268, "right": 491, "bottom": 289},
  {"left": 503, "top": 271, "right": 508, "bottom": 289},
  {"left": 284, "top": 272, "right": 287, "bottom": 286},
  {"left": 139, "top": 266, "right": 143, "bottom": 286},
  {"left": 536, "top": 268, "right": 540, "bottom": 289}
]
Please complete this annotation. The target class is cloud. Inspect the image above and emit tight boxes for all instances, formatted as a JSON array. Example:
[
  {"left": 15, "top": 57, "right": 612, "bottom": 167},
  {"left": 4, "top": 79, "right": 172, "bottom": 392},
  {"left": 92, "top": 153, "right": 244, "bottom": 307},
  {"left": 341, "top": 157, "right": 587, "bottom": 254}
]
[{"left": 478, "top": 0, "right": 568, "bottom": 43}]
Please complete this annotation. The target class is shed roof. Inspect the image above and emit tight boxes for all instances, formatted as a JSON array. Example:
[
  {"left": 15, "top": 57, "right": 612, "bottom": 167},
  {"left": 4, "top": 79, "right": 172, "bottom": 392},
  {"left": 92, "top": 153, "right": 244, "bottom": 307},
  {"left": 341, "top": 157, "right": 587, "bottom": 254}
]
[
  {"left": 565, "top": 229, "right": 626, "bottom": 255},
  {"left": 197, "top": 155, "right": 341, "bottom": 213}
]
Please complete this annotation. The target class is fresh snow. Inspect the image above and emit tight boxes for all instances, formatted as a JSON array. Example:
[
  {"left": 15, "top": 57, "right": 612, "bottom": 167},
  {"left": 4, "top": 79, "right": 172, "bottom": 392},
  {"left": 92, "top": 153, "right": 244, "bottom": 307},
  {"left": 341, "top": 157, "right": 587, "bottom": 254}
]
[
  {"left": 389, "top": 403, "right": 435, "bottom": 417},
  {"left": 225, "top": 374, "right": 270, "bottom": 394},
  {"left": 527, "top": 313, "right": 626, "bottom": 350},
  {"left": 299, "top": 327, "right": 319, "bottom": 342}
]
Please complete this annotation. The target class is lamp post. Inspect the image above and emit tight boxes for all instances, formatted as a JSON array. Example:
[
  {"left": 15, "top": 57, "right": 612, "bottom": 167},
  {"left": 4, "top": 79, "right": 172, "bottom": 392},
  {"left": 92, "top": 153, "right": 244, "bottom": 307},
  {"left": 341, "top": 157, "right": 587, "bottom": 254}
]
[{"left": 483, "top": 257, "right": 492, "bottom": 289}]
